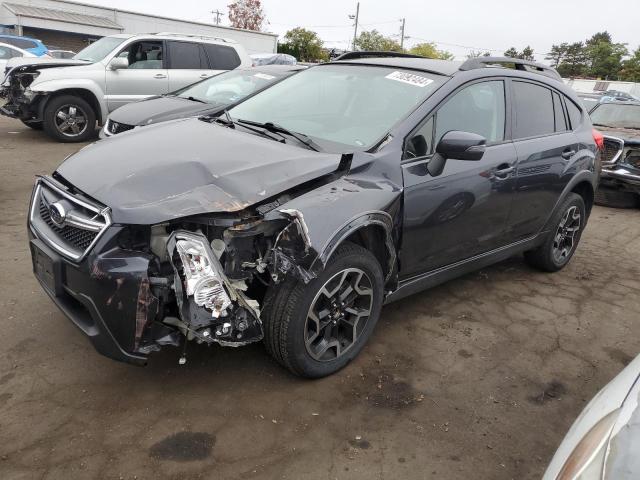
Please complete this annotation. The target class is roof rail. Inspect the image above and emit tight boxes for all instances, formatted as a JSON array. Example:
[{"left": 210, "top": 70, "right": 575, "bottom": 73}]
[
  {"left": 153, "top": 32, "right": 236, "bottom": 44},
  {"left": 459, "top": 56, "right": 562, "bottom": 80},
  {"left": 334, "top": 51, "right": 426, "bottom": 61}
]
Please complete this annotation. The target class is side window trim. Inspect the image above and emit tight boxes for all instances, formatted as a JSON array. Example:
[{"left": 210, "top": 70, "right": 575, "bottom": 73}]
[{"left": 402, "top": 77, "right": 510, "bottom": 163}]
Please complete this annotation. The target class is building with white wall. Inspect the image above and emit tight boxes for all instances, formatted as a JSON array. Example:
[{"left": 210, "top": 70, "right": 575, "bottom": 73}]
[{"left": 0, "top": 0, "right": 277, "bottom": 53}]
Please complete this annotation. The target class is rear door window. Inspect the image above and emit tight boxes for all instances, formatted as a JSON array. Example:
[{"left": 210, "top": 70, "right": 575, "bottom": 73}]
[
  {"left": 168, "top": 41, "right": 206, "bottom": 69},
  {"left": 513, "top": 81, "right": 556, "bottom": 139},
  {"left": 203, "top": 44, "right": 241, "bottom": 70}
]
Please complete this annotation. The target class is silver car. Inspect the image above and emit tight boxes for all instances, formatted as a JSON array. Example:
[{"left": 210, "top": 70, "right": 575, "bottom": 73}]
[
  {"left": 0, "top": 33, "right": 251, "bottom": 142},
  {"left": 544, "top": 354, "right": 640, "bottom": 479}
]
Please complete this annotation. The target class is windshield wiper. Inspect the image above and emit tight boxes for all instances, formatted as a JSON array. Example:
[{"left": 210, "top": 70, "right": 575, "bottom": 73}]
[
  {"left": 214, "top": 111, "right": 284, "bottom": 143},
  {"left": 186, "top": 96, "right": 207, "bottom": 104},
  {"left": 237, "top": 120, "right": 320, "bottom": 152}
]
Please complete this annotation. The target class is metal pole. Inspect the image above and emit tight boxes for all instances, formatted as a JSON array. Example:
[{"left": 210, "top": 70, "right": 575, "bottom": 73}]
[
  {"left": 352, "top": 2, "right": 360, "bottom": 51},
  {"left": 400, "top": 18, "right": 406, "bottom": 50}
]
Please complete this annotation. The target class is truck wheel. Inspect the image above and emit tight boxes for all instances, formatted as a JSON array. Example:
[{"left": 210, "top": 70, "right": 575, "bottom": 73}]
[
  {"left": 524, "top": 193, "right": 586, "bottom": 272},
  {"left": 43, "top": 95, "right": 96, "bottom": 143},
  {"left": 20, "top": 120, "right": 43, "bottom": 130},
  {"left": 262, "top": 242, "right": 384, "bottom": 378},
  {"left": 594, "top": 187, "right": 639, "bottom": 209}
]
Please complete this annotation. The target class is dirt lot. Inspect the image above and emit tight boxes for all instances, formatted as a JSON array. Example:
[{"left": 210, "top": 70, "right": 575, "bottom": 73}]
[{"left": 0, "top": 116, "right": 639, "bottom": 480}]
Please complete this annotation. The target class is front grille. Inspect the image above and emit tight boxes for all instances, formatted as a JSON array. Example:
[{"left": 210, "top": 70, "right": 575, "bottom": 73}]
[
  {"left": 602, "top": 137, "right": 624, "bottom": 165},
  {"left": 38, "top": 199, "right": 98, "bottom": 251},
  {"left": 107, "top": 119, "right": 135, "bottom": 135},
  {"left": 29, "top": 178, "right": 111, "bottom": 261}
]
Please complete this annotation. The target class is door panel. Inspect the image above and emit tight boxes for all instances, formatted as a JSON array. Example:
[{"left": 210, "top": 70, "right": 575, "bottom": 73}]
[
  {"left": 401, "top": 142, "right": 518, "bottom": 278},
  {"left": 508, "top": 133, "right": 579, "bottom": 240},
  {"left": 105, "top": 41, "right": 169, "bottom": 111},
  {"left": 400, "top": 79, "right": 517, "bottom": 279}
]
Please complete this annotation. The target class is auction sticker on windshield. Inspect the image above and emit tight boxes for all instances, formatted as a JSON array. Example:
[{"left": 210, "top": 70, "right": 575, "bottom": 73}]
[
  {"left": 385, "top": 71, "right": 433, "bottom": 87},
  {"left": 254, "top": 73, "right": 276, "bottom": 80}
]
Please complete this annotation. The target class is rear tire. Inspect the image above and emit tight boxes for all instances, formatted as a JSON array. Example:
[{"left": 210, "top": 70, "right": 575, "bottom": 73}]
[
  {"left": 524, "top": 193, "right": 586, "bottom": 272},
  {"left": 594, "top": 187, "right": 639, "bottom": 209},
  {"left": 43, "top": 95, "right": 96, "bottom": 143},
  {"left": 262, "top": 242, "right": 384, "bottom": 378}
]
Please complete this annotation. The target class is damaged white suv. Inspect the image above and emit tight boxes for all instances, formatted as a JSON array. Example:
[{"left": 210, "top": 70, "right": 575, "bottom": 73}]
[{"left": 0, "top": 33, "right": 250, "bottom": 142}]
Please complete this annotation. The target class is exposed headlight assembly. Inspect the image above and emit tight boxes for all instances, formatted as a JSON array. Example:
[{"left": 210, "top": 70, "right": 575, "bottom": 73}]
[{"left": 171, "top": 231, "right": 231, "bottom": 318}]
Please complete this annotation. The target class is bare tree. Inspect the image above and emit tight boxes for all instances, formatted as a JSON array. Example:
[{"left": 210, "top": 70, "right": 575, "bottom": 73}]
[{"left": 228, "top": 0, "right": 265, "bottom": 31}]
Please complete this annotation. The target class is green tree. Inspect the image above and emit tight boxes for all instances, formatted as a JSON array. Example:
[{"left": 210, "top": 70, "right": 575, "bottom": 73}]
[
  {"left": 354, "top": 30, "right": 402, "bottom": 52},
  {"left": 556, "top": 42, "right": 588, "bottom": 78},
  {"left": 546, "top": 43, "right": 569, "bottom": 67},
  {"left": 504, "top": 46, "right": 534, "bottom": 61},
  {"left": 620, "top": 48, "right": 640, "bottom": 82},
  {"left": 467, "top": 50, "right": 491, "bottom": 59},
  {"left": 409, "top": 42, "right": 453, "bottom": 60},
  {"left": 584, "top": 31, "right": 628, "bottom": 79},
  {"left": 279, "top": 28, "right": 325, "bottom": 62}
]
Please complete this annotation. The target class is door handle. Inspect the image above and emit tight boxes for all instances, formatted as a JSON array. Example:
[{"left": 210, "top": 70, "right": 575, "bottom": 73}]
[
  {"left": 494, "top": 164, "right": 515, "bottom": 178},
  {"left": 562, "top": 149, "right": 576, "bottom": 160},
  {"left": 200, "top": 73, "right": 210, "bottom": 78},
  {"left": 153, "top": 74, "right": 167, "bottom": 79}
]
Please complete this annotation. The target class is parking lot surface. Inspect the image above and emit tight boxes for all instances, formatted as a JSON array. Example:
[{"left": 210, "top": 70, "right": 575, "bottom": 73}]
[{"left": 1, "top": 117, "right": 639, "bottom": 480}]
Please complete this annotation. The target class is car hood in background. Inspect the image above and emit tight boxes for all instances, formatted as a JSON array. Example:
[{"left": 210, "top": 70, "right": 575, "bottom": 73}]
[
  {"left": 57, "top": 118, "right": 344, "bottom": 224},
  {"left": 596, "top": 125, "right": 640, "bottom": 146},
  {"left": 108, "top": 96, "right": 220, "bottom": 127}
]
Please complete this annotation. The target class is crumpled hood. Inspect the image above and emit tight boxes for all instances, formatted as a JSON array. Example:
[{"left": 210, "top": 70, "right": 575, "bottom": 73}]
[
  {"left": 6, "top": 56, "right": 89, "bottom": 71},
  {"left": 597, "top": 126, "right": 640, "bottom": 146},
  {"left": 57, "top": 118, "right": 344, "bottom": 224},
  {"left": 109, "top": 96, "right": 219, "bottom": 127}
]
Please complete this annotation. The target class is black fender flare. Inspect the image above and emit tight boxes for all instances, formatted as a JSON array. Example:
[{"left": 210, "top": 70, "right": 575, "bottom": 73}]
[
  {"left": 541, "top": 170, "right": 597, "bottom": 233},
  {"left": 310, "top": 210, "right": 396, "bottom": 282}
]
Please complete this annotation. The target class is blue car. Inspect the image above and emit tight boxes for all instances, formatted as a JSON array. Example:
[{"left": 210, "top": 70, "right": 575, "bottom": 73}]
[{"left": 0, "top": 34, "right": 48, "bottom": 56}]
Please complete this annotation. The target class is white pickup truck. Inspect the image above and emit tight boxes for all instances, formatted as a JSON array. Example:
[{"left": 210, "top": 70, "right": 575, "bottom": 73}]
[{"left": 0, "top": 32, "right": 251, "bottom": 142}]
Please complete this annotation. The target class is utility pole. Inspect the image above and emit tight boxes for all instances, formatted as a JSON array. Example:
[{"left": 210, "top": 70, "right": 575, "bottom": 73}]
[
  {"left": 349, "top": 2, "right": 360, "bottom": 51},
  {"left": 400, "top": 18, "right": 406, "bottom": 49},
  {"left": 211, "top": 9, "right": 224, "bottom": 25}
]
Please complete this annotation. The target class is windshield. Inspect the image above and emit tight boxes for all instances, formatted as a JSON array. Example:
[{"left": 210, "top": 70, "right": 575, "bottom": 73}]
[
  {"left": 591, "top": 103, "right": 640, "bottom": 129},
  {"left": 229, "top": 64, "right": 445, "bottom": 150},
  {"left": 73, "top": 37, "right": 127, "bottom": 62},
  {"left": 176, "top": 69, "right": 283, "bottom": 105}
]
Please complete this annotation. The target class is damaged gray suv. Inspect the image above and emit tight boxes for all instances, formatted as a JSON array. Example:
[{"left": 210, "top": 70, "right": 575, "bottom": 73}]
[{"left": 28, "top": 54, "right": 600, "bottom": 378}]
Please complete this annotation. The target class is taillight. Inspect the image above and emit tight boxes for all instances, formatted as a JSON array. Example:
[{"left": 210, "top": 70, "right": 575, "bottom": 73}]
[{"left": 593, "top": 129, "right": 604, "bottom": 151}]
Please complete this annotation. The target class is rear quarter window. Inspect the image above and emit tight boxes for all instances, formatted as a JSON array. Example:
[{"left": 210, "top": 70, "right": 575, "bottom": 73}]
[
  {"left": 565, "top": 99, "right": 583, "bottom": 130},
  {"left": 513, "top": 81, "right": 555, "bottom": 139},
  {"left": 204, "top": 44, "right": 241, "bottom": 70}
]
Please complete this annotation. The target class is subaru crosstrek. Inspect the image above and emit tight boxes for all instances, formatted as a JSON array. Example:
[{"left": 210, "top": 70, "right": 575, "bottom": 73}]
[{"left": 28, "top": 54, "right": 600, "bottom": 378}]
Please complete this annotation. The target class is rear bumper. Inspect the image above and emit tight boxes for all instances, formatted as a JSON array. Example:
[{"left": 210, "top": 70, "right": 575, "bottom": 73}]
[{"left": 28, "top": 234, "right": 157, "bottom": 366}]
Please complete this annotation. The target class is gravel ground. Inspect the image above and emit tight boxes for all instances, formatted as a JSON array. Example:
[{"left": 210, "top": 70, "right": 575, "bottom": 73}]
[{"left": 1, "top": 117, "right": 639, "bottom": 480}]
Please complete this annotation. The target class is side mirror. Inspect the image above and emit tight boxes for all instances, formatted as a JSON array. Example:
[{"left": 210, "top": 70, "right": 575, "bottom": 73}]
[
  {"left": 109, "top": 57, "right": 129, "bottom": 70},
  {"left": 436, "top": 130, "right": 486, "bottom": 161}
]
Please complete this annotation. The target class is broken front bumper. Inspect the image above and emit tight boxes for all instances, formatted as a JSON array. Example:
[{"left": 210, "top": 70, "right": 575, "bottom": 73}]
[
  {"left": 28, "top": 230, "right": 158, "bottom": 365},
  {"left": 601, "top": 166, "right": 640, "bottom": 193}
]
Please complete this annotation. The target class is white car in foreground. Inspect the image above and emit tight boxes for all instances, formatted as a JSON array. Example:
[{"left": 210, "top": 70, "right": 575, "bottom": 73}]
[{"left": 544, "top": 354, "right": 640, "bottom": 479}]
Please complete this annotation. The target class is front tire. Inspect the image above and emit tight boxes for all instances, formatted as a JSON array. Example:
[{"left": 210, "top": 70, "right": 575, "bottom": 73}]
[
  {"left": 595, "top": 187, "right": 639, "bottom": 209},
  {"left": 524, "top": 193, "right": 586, "bottom": 272},
  {"left": 263, "top": 242, "right": 384, "bottom": 378},
  {"left": 43, "top": 95, "right": 96, "bottom": 143},
  {"left": 20, "top": 119, "right": 43, "bottom": 130}
]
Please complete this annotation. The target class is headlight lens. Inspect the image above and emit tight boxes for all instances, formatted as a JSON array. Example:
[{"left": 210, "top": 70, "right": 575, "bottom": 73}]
[
  {"left": 556, "top": 409, "right": 620, "bottom": 480},
  {"left": 175, "top": 234, "right": 231, "bottom": 317}
]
